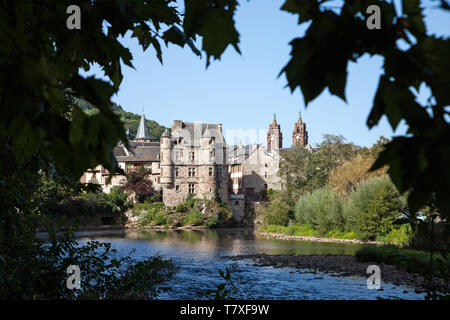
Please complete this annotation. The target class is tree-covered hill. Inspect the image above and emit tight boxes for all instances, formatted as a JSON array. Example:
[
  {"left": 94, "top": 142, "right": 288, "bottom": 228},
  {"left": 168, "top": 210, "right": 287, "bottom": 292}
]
[{"left": 76, "top": 98, "right": 167, "bottom": 140}]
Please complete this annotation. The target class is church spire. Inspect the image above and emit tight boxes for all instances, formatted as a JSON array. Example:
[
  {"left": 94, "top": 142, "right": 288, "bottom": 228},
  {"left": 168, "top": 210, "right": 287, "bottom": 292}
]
[{"left": 135, "top": 110, "right": 151, "bottom": 141}]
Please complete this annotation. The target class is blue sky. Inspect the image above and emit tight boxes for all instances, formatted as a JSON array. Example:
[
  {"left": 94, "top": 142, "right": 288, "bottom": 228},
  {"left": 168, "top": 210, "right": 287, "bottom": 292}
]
[{"left": 86, "top": 0, "right": 449, "bottom": 147}]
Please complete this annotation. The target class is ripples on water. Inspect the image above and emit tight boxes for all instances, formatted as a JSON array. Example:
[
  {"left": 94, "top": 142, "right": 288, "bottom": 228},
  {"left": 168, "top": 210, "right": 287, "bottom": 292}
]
[{"left": 75, "top": 228, "right": 425, "bottom": 300}]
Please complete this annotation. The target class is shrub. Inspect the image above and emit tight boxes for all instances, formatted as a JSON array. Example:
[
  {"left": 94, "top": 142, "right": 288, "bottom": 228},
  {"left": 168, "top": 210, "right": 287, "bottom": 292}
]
[
  {"left": 261, "top": 197, "right": 293, "bottom": 227},
  {"left": 136, "top": 202, "right": 165, "bottom": 226},
  {"left": 294, "top": 187, "right": 345, "bottom": 235},
  {"left": 109, "top": 186, "right": 129, "bottom": 211},
  {"left": 153, "top": 212, "right": 168, "bottom": 226},
  {"left": 184, "top": 209, "right": 204, "bottom": 226},
  {"left": 346, "top": 177, "right": 404, "bottom": 241},
  {"left": 376, "top": 224, "right": 413, "bottom": 245}
]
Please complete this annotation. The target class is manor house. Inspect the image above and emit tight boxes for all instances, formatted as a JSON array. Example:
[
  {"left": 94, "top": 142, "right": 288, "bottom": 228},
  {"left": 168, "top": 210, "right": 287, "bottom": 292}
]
[{"left": 81, "top": 111, "right": 311, "bottom": 222}]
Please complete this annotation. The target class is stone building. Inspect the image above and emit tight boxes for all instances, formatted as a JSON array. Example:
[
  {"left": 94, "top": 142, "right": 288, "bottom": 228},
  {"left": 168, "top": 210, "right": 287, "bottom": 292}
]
[
  {"left": 292, "top": 111, "right": 308, "bottom": 147},
  {"left": 160, "top": 120, "right": 229, "bottom": 206},
  {"left": 83, "top": 110, "right": 311, "bottom": 224},
  {"left": 267, "top": 114, "right": 282, "bottom": 152}
]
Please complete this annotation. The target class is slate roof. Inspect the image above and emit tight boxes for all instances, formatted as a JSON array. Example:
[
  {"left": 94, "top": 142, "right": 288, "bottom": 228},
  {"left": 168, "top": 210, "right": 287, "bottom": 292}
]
[
  {"left": 171, "top": 121, "right": 226, "bottom": 146},
  {"left": 135, "top": 112, "right": 151, "bottom": 140},
  {"left": 114, "top": 143, "right": 160, "bottom": 162}
]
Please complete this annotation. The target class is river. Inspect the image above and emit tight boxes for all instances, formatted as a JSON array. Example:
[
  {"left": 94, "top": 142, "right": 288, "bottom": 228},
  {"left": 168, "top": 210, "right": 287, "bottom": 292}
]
[{"left": 75, "top": 228, "right": 425, "bottom": 300}]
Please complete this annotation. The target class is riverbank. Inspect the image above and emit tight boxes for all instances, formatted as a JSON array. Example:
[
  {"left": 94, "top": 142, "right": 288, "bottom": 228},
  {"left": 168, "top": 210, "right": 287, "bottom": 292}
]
[
  {"left": 226, "top": 253, "right": 449, "bottom": 294},
  {"left": 256, "top": 231, "right": 389, "bottom": 245}
]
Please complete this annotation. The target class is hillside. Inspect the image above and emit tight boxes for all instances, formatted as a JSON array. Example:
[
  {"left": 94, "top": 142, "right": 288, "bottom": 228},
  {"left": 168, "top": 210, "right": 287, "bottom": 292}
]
[{"left": 75, "top": 98, "right": 168, "bottom": 140}]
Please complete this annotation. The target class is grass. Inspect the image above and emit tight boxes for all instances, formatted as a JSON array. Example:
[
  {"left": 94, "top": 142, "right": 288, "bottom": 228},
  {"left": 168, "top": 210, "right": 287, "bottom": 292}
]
[
  {"left": 259, "top": 224, "right": 357, "bottom": 240},
  {"left": 355, "top": 245, "right": 449, "bottom": 277}
]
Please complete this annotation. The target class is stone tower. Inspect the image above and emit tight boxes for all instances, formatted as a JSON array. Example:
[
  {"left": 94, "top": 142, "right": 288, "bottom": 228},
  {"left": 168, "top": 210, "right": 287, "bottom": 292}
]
[
  {"left": 160, "top": 129, "right": 173, "bottom": 188},
  {"left": 267, "top": 114, "right": 282, "bottom": 152},
  {"left": 292, "top": 111, "right": 308, "bottom": 147}
]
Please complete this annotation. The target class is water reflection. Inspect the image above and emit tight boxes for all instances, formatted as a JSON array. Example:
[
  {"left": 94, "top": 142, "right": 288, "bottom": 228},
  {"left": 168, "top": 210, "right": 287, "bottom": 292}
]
[{"left": 75, "top": 228, "right": 425, "bottom": 300}]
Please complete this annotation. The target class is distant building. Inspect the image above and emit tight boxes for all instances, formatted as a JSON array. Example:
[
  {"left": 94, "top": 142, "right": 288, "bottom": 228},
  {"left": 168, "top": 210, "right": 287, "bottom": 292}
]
[
  {"left": 82, "top": 110, "right": 312, "bottom": 224},
  {"left": 292, "top": 111, "right": 308, "bottom": 147}
]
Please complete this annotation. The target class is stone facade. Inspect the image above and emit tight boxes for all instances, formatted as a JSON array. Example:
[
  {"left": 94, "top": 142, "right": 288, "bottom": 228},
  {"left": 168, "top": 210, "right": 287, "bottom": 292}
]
[
  {"left": 161, "top": 121, "right": 229, "bottom": 206},
  {"left": 267, "top": 115, "right": 282, "bottom": 152},
  {"left": 292, "top": 112, "right": 308, "bottom": 147}
]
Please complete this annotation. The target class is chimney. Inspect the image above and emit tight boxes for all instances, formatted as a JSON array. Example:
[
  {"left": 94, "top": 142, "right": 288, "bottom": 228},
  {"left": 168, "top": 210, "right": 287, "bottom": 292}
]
[{"left": 172, "top": 120, "right": 183, "bottom": 130}]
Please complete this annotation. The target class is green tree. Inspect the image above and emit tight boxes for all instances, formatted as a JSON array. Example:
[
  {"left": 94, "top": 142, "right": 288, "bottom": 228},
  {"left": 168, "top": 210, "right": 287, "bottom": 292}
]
[
  {"left": 279, "top": 134, "right": 357, "bottom": 201},
  {"left": 278, "top": 0, "right": 450, "bottom": 218},
  {"left": 295, "top": 187, "right": 346, "bottom": 235},
  {"left": 346, "top": 176, "right": 404, "bottom": 240}
]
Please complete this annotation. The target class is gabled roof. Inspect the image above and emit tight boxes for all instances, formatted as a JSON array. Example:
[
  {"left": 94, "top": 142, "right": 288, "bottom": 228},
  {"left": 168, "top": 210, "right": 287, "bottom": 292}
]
[
  {"left": 114, "top": 142, "right": 160, "bottom": 162},
  {"left": 171, "top": 121, "right": 225, "bottom": 146}
]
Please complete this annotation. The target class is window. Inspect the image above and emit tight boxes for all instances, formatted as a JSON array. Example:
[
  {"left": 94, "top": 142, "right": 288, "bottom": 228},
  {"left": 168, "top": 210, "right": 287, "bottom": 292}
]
[
  {"left": 216, "top": 167, "right": 222, "bottom": 178},
  {"left": 265, "top": 172, "right": 268, "bottom": 178},
  {"left": 190, "top": 151, "right": 195, "bottom": 161},
  {"left": 188, "top": 183, "right": 195, "bottom": 194},
  {"left": 265, "top": 163, "right": 268, "bottom": 167},
  {"left": 210, "top": 150, "right": 215, "bottom": 161},
  {"left": 175, "top": 185, "right": 180, "bottom": 191},
  {"left": 175, "top": 167, "right": 179, "bottom": 177},
  {"left": 188, "top": 167, "right": 196, "bottom": 177},
  {"left": 209, "top": 167, "right": 213, "bottom": 177}
]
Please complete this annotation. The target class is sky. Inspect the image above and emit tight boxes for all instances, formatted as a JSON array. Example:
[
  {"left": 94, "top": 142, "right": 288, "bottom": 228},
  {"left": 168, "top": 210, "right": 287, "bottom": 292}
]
[{"left": 85, "top": 0, "right": 450, "bottom": 148}]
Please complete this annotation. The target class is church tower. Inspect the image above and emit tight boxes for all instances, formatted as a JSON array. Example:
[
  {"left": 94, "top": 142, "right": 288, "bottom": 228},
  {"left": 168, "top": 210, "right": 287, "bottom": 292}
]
[
  {"left": 292, "top": 111, "right": 308, "bottom": 147},
  {"left": 267, "top": 114, "right": 282, "bottom": 152}
]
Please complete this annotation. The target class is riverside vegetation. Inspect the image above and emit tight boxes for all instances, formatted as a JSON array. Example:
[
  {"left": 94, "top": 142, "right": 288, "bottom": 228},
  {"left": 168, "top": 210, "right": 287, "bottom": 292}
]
[{"left": 258, "top": 135, "right": 449, "bottom": 298}]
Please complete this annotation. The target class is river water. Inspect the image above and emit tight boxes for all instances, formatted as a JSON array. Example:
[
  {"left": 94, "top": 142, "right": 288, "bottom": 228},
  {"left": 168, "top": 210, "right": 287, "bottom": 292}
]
[{"left": 76, "top": 228, "right": 425, "bottom": 300}]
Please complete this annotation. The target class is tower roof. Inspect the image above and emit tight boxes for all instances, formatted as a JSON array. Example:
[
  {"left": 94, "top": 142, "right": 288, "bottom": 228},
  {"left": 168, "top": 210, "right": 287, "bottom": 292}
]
[
  {"left": 135, "top": 111, "right": 151, "bottom": 140},
  {"left": 161, "top": 129, "right": 171, "bottom": 138}
]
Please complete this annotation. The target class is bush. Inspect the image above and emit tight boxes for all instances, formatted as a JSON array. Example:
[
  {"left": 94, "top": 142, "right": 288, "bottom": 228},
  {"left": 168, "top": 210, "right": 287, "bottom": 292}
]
[
  {"left": 109, "top": 186, "right": 129, "bottom": 211},
  {"left": 153, "top": 212, "right": 168, "bottom": 226},
  {"left": 183, "top": 209, "right": 204, "bottom": 226},
  {"left": 376, "top": 224, "right": 413, "bottom": 246},
  {"left": 135, "top": 202, "right": 165, "bottom": 226},
  {"left": 346, "top": 177, "right": 404, "bottom": 241},
  {"left": 261, "top": 197, "right": 293, "bottom": 227},
  {"left": 294, "top": 187, "right": 345, "bottom": 235}
]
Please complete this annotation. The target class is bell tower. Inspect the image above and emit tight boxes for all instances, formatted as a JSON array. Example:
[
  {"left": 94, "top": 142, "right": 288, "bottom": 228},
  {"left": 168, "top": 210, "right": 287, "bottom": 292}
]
[
  {"left": 267, "top": 114, "right": 282, "bottom": 152},
  {"left": 292, "top": 111, "right": 308, "bottom": 147}
]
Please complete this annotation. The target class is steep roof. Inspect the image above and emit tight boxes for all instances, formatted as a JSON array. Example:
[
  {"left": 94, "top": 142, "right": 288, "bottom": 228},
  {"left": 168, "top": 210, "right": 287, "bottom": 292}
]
[
  {"left": 114, "top": 143, "right": 160, "bottom": 162},
  {"left": 135, "top": 112, "right": 151, "bottom": 140},
  {"left": 171, "top": 121, "right": 225, "bottom": 146}
]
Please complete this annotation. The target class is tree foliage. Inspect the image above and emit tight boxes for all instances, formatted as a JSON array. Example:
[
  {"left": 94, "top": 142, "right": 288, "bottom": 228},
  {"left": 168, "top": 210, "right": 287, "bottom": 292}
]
[
  {"left": 329, "top": 137, "right": 388, "bottom": 195},
  {"left": 278, "top": 0, "right": 450, "bottom": 217},
  {"left": 345, "top": 176, "right": 405, "bottom": 241},
  {"left": 279, "top": 134, "right": 357, "bottom": 202}
]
